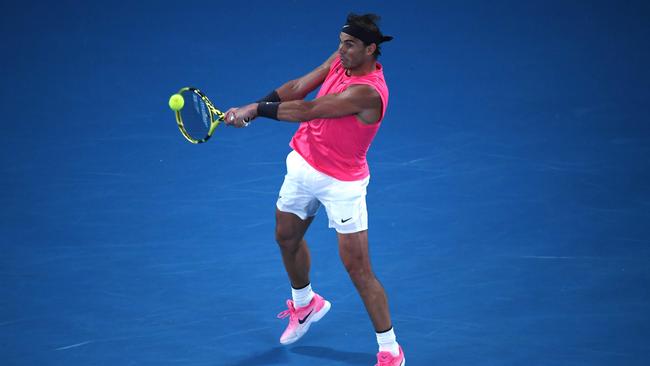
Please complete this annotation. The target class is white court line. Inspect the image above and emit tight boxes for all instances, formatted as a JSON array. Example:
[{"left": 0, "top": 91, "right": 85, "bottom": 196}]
[{"left": 55, "top": 341, "right": 94, "bottom": 351}]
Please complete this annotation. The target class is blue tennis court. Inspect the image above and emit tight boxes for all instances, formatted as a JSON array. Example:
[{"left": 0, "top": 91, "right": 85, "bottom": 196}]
[{"left": 2, "top": 1, "right": 649, "bottom": 365}]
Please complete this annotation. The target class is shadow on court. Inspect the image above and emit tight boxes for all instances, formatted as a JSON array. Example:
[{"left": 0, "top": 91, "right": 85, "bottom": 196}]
[
  {"left": 228, "top": 347, "right": 289, "bottom": 366},
  {"left": 228, "top": 345, "right": 374, "bottom": 365},
  {"left": 290, "top": 345, "right": 375, "bottom": 365}
]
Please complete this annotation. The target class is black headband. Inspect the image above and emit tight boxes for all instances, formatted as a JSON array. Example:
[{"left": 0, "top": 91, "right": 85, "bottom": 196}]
[{"left": 341, "top": 23, "right": 393, "bottom": 45}]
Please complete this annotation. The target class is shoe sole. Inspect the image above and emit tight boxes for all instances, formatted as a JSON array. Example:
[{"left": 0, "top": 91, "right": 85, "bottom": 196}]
[{"left": 280, "top": 300, "right": 331, "bottom": 345}]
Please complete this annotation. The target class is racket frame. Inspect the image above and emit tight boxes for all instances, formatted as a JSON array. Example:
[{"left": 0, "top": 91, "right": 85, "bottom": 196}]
[{"left": 174, "top": 87, "right": 225, "bottom": 144}]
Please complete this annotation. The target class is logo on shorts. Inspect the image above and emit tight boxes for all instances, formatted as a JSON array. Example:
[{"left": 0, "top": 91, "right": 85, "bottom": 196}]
[{"left": 341, "top": 217, "right": 353, "bottom": 223}]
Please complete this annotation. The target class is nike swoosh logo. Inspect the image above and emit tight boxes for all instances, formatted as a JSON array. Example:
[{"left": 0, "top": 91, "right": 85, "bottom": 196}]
[
  {"left": 341, "top": 217, "right": 352, "bottom": 223},
  {"left": 298, "top": 310, "right": 313, "bottom": 324}
]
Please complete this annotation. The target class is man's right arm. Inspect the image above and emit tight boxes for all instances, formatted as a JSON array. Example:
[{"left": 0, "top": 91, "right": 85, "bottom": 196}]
[
  {"left": 273, "top": 51, "right": 338, "bottom": 102},
  {"left": 224, "top": 51, "right": 338, "bottom": 127}
]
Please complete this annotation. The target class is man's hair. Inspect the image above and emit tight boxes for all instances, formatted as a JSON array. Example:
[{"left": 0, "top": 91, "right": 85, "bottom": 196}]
[{"left": 345, "top": 13, "right": 385, "bottom": 58}]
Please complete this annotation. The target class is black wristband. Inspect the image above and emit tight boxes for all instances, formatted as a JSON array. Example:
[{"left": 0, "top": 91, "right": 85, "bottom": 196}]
[
  {"left": 256, "top": 90, "right": 281, "bottom": 103},
  {"left": 257, "top": 102, "right": 280, "bottom": 120}
]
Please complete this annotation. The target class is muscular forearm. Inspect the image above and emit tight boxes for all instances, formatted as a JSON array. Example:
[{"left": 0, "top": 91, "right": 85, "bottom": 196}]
[
  {"left": 275, "top": 79, "right": 311, "bottom": 102},
  {"left": 256, "top": 87, "right": 369, "bottom": 123},
  {"left": 253, "top": 100, "right": 313, "bottom": 123},
  {"left": 255, "top": 100, "right": 316, "bottom": 123},
  {"left": 277, "top": 100, "right": 314, "bottom": 122}
]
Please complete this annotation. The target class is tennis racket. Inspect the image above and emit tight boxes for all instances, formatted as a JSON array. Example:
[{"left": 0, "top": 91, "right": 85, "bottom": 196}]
[{"left": 170, "top": 87, "right": 225, "bottom": 144}]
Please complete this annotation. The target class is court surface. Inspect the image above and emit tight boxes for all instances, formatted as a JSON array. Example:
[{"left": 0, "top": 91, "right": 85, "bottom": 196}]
[{"left": 2, "top": 1, "right": 649, "bottom": 365}]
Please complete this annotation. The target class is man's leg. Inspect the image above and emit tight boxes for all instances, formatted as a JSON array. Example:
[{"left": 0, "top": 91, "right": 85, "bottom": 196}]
[
  {"left": 275, "top": 208, "right": 313, "bottom": 288},
  {"left": 275, "top": 208, "right": 331, "bottom": 345},
  {"left": 337, "top": 230, "right": 391, "bottom": 331},
  {"left": 338, "top": 230, "right": 404, "bottom": 364}
]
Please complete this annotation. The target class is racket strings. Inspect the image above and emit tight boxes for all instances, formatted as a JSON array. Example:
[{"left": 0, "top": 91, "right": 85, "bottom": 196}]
[{"left": 174, "top": 87, "right": 223, "bottom": 144}]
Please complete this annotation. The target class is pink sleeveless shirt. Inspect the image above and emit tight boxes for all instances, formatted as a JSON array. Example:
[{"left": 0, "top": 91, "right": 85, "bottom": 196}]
[{"left": 289, "top": 55, "right": 389, "bottom": 181}]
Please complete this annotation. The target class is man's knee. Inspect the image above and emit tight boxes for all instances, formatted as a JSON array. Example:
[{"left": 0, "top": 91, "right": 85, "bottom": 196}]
[
  {"left": 276, "top": 226, "right": 297, "bottom": 246},
  {"left": 275, "top": 210, "right": 312, "bottom": 250},
  {"left": 275, "top": 221, "right": 307, "bottom": 253}
]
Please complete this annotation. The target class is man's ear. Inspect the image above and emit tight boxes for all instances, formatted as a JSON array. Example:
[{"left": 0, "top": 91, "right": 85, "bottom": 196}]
[{"left": 366, "top": 43, "right": 377, "bottom": 56}]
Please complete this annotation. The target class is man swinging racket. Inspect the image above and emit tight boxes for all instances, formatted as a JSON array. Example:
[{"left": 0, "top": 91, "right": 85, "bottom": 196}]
[{"left": 225, "top": 13, "right": 405, "bottom": 366}]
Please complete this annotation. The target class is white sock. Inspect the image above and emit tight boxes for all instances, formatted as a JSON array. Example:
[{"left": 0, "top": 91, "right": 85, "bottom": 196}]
[
  {"left": 376, "top": 327, "right": 400, "bottom": 356},
  {"left": 291, "top": 283, "right": 314, "bottom": 308}
]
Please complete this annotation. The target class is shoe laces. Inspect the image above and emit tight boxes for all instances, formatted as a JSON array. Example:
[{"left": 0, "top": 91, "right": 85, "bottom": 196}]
[{"left": 277, "top": 300, "right": 296, "bottom": 320}]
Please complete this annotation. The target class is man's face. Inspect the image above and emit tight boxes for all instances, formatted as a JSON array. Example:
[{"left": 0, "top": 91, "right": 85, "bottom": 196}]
[{"left": 338, "top": 32, "right": 374, "bottom": 69}]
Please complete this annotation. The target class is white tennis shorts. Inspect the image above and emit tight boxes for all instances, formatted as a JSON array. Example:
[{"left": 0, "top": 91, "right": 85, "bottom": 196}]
[{"left": 276, "top": 150, "right": 369, "bottom": 234}]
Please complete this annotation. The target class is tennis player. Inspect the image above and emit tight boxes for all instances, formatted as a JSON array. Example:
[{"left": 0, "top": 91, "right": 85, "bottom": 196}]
[{"left": 225, "top": 13, "right": 405, "bottom": 366}]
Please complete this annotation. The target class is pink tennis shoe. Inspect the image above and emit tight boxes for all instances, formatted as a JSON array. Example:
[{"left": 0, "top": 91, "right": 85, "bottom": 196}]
[
  {"left": 375, "top": 345, "right": 406, "bottom": 366},
  {"left": 276, "top": 293, "right": 331, "bottom": 345}
]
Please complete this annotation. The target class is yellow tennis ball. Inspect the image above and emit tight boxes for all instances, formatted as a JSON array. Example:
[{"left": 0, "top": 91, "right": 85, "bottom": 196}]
[{"left": 168, "top": 94, "right": 184, "bottom": 111}]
